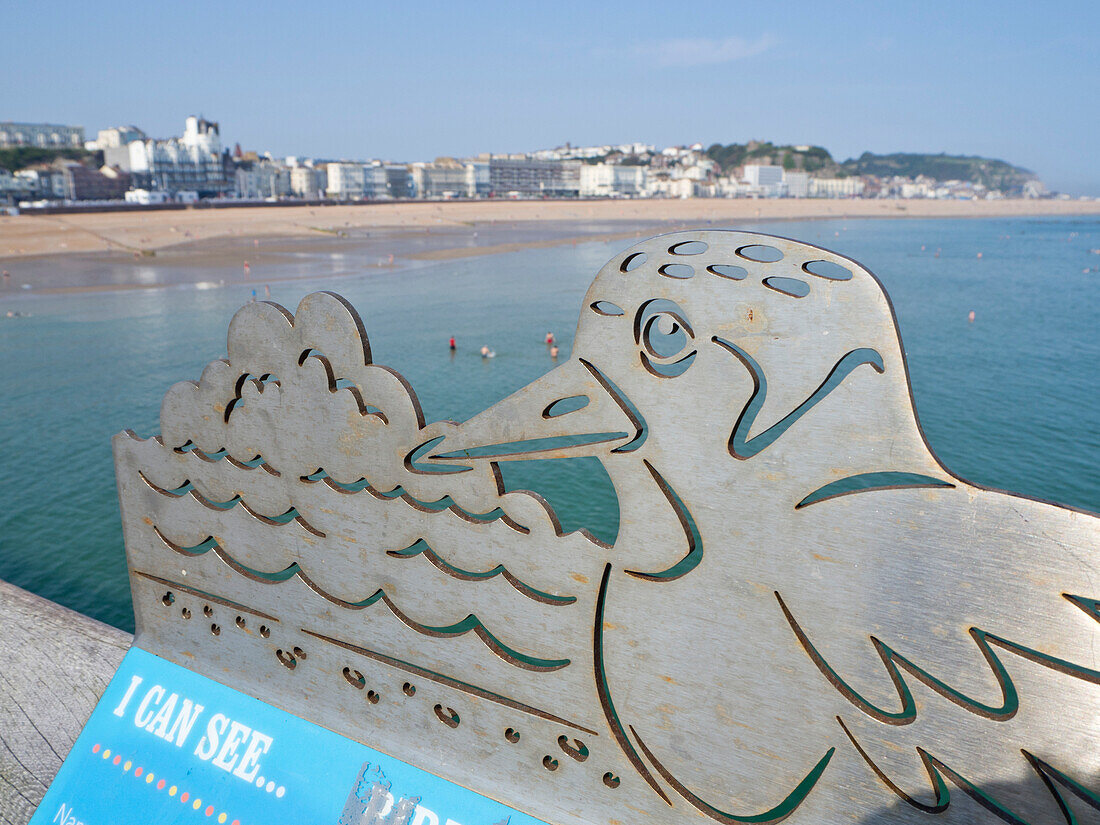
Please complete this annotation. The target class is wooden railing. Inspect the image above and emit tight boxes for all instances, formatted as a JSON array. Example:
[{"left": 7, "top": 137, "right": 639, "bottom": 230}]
[{"left": 0, "top": 580, "right": 130, "bottom": 825}]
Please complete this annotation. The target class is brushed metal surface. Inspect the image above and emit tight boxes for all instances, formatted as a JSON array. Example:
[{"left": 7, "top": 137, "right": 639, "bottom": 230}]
[{"left": 114, "top": 231, "right": 1099, "bottom": 824}]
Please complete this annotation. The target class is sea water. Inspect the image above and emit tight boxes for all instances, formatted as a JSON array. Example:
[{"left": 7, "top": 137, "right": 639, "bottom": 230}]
[{"left": 0, "top": 216, "right": 1096, "bottom": 631}]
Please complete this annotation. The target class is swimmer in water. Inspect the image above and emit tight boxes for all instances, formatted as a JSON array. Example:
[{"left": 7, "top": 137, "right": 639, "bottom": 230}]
[
  {"left": 550, "top": 345, "right": 559, "bottom": 359},
  {"left": 545, "top": 331, "right": 555, "bottom": 345}
]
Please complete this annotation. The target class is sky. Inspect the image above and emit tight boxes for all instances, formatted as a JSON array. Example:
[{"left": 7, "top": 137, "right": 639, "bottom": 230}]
[{"left": 4, "top": 0, "right": 1098, "bottom": 194}]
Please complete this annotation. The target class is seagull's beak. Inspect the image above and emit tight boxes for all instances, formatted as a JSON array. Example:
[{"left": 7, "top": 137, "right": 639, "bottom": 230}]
[{"left": 426, "top": 358, "right": 645, "bottom": 464}]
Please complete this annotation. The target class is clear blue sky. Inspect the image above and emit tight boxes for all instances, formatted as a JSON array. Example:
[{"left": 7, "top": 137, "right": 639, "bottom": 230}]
[{"left": 4, "top": 1, "right": 1098, "bottom": 194}]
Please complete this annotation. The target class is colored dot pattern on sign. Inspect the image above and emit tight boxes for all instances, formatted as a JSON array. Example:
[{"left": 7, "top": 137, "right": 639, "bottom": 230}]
[{"left": 91, "top": 742, "right": 274, "bottom": 825}]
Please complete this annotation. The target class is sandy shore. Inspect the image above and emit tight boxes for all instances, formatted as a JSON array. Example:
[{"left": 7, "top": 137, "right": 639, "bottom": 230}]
[{"left": 2, "top": 197, "right": 1098, "bottom": 261}]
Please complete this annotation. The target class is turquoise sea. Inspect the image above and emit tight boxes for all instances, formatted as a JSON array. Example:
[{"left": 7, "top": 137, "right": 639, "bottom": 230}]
[{"left": 1, "top": 216, "right": 1097, "bottom": 631}]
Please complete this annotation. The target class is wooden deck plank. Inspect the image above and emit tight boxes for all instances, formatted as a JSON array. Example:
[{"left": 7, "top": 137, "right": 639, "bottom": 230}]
[{"left": 0, "top": 580, "right": 130, "bottom": 825}]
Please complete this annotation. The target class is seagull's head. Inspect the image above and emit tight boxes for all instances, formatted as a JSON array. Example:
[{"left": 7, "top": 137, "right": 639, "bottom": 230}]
[{"left": 429, "top": 230, "right": 943, "bottom": 500}]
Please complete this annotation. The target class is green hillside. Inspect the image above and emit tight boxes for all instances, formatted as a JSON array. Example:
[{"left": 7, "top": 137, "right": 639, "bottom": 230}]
[
  {"left": 0, "top": 146, "right": 100, "bottom": 172},
  {"left": 704, "top": 142, "right": 1037, "bottom": 191},
  {"left": 706, "top": 142, "right": 839, "bottom": 175},
  {"left": 840, "top": 152, "right": 1035, "bottom": 190}
]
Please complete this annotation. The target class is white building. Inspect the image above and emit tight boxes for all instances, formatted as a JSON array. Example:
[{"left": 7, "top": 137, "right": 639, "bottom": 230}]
[
  {"left": 94, "top": 126, "right": 146, "bottom": 149},
  {"left": 410, "top": 161, "right": 469, "bottom": 198},
  {"left": 326, "top": 162, "right": 365, "bottom": 199},
  {"left": 0, "top": 122, "right": 84, "bottom": 148},
  {"left": 744, "top": 165, "right": 784, "bottom": 188},
  {"left": 14, "top": 167, "right": 66, "bottom": 199},
  {"left": 810, "top": 177, "right": 865, "bottom": 198},
  {"left": 105, "top": 116, "right": 229, "bottom": 196},
  {"left": 290, "top": 166, "right": 323, "bottom": 199},
  {"left": 784, "top": 172, "right": 810, "bottom": 198},
  {"left": 580, "top": 163, "right": 647, "bottom": 197}
]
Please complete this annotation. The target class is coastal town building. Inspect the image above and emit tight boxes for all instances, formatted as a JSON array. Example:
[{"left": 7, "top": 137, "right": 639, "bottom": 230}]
[
  {"left": 289, "top": 166, "right": 323, "bottom": 199},
  {"left": 364, "top": 162, "right": 413, "bottom": 199},
  {"left": 784, "top": 172, "right": 810, "bottom": 198},
  {"left": 810, "top": 177, "right": 865, "bottom": 198},
  {"left": 580, "top": 163, "right": 646, "bottom": 197},
  {"left": 0, "top": 122, "right": 84, "bottom": 148},
  {"left": 744, "top": 164, "right": 784, "bottom": 192},
  {"left": 58, "top": 162, "right": 131, "bottom": 200},
  {"left": 486, "top": 156, "right": 580, "bottom": 198},
  {"left": 94, "top": 126, "right": 146, "bottom": 149},
  {"left": 104, "top": 116, "right": 231, "bottom": 197},
  {"left": 410, "top": 160, "right": 470, "bottom": 198},
  {"left": 326, "top": 162, "right": 365, "bottom": 199},
  {"left": 14, "top": 166, "right": 67, "bottom": 199}
]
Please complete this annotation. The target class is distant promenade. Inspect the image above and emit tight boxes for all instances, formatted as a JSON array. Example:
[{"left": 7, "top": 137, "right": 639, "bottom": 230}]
[{"left": 3, "top": 197, "right": 1099, "bottom": 263}]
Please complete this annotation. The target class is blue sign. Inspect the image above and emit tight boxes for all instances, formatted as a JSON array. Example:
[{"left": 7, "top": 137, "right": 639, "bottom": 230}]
[{"left": 32, "top": 648, "right": 547, "bottom": 825}]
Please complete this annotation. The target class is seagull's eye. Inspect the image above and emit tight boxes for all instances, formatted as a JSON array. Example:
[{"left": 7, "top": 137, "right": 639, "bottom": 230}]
[{"left": 635, "top": 300, "right": 697, "bottom": 378}]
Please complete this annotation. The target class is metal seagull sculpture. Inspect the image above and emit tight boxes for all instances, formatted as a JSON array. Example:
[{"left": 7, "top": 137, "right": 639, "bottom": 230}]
[{"left": 114, "top": 230, "right": 1099, "bottom": 825}]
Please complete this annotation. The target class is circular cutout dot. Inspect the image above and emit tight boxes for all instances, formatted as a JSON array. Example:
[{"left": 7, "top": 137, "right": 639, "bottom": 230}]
[
  {"left": 763, "top": 276, "right": 810, "bottom": 298},
  {"left": 219, "top": 815, "right": 227, "bottom": 824},
  {"left": 266, "top": 781, "right": 275, "bottom": 793},
  {"left": 210, "top": 623, "right": 220, "bottom": 636},
  {"left": 169, "top": 786, "right": 177, "bottom": 797},
  {"left": 259, "top": 625, "right": 270, "bottom": 638},
  {"left": 123, "top": 760, "right": 131, "bottom": 772},
  {"left": 193, "top": 798, "right": 202, "bottom": 810},
  {"left": 669, "top": 240, "right": 708, "bottom": 255},
  {"left": 180, "top": 791, "right": 188, "bottom": 803},
  {"left": 657, "top": 263, "right": 694, "bottom": 279},
  {"left": 603, "top": 772, "right": 621, "bottom": 789},
  {"left": 367, "top": 690, "right": 379, "bottom": 704},
  {"left": 235, "top": 616, "right": 246, "bottom": 629},
  {"left": 146, "top": 773, "right": 155, "bottom": 784},
  {"left": 203, "top": 605, "right": 213, "bottom": 617},
  {"left": 113, "top": 755, "right": 121, "bottom": 765},
  {"left": 255, "top": 776, "right": 265, "bottom": 788},
  {"left": 181, "top": 607, "right": 191, "bottom": 619},
  {"left": 205, "top": 805, "right": 214, "bottom": 816},
  {"left": 620, "top": 252, "right": 647, "bottom": 272},
  {"left": 542, "top": 755, "right": 559, "bottom": 771},
  {"left": 803, "top": 259, "right": 852, "bottom": 281},
  {"left": 161, "top": 591, "right": 174, "bottom": 606},
  {"left": 707, "top": 264, "right": 748, "bottom": 280},
  {"left": 276, "top": 786, "right": 285, "bottom": 798},
  {"left": 504, "top": 727, "right": 520, "bottom": 743},
  {"left": 134, "top": 766, "right": 142, "bottom": 777},
  {"left": 158, "top": 779, "right": 165, "bottom": 790},
  {"left": 402, "top": 682, "right": 416, "bottom": 697},
  {"left": 102, "top": 749, "right": 111, "bottom": 760},
  {"left": 92, "top": 744, "right": 101, "bottom": 754},
  {"left": 736, "top": 244, "right": 783, "bottom": 263}
]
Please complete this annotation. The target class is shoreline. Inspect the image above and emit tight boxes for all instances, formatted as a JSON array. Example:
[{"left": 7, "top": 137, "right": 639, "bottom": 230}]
[
  {"left": 1, "top": 199, "right": 1098, "bottom": 297},
  {"left": 3, "top": 197, "right": 1098, "bottom": 261}
]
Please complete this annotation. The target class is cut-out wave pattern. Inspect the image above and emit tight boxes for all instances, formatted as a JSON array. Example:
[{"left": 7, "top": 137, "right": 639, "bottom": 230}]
[
  {"left": 151, "top": 527, "right": 571, "bottom": 673},
  {"left": 387, "top": 538, "right": 576, "bottom": 606},
  {"left": 305, "top": 469, "right": 530, "bottom": 532},
  {"left": 139, "top": 472, "right": 325, "bottom": 536}
]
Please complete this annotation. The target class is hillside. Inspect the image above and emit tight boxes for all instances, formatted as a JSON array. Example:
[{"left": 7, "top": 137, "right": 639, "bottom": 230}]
[
  {"left": 840, "top": 152, "right": 1035, "bottom": 190},
  {"left": 0, "top": 146, "right": 100, "bottom": 172},
  {"left": 704, "top": 142, "right": 1038, "bottom": 191},
  {"left": 706, "top": 142, "right": 841, "bottom": 175}
]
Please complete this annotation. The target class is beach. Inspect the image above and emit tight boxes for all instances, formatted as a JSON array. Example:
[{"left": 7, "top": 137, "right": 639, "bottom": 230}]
[{"left": 2, "top": 198, "right": 1099, "bottom": 293}]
